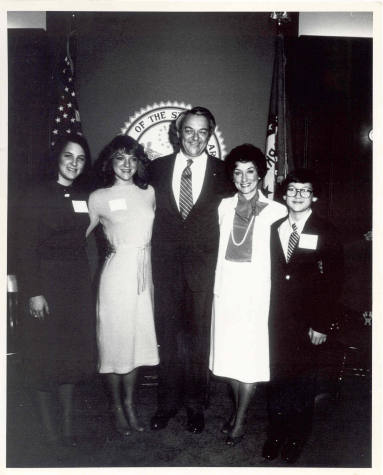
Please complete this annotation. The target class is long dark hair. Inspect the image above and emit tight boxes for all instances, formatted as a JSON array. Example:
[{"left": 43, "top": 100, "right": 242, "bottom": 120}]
[
  {"left": 46, "top": 133, "right": 92, "bottom": 189},
  {"left": 93, "top": 135, "right": 150, "bottom": 190}
]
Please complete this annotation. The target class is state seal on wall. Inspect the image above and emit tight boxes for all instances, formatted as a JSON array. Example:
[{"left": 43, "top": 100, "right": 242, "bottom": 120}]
[{"left": 121, "top": 101, "right": 226, "bottom": 160}]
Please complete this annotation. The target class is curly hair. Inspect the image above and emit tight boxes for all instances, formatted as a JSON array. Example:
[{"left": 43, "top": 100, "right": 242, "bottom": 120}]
[
  {"left": 93, "top": 135, "right": 150, "bottom": 190},
  {"left": 224, "top": 143, "right": 267, "bottom": 180}
]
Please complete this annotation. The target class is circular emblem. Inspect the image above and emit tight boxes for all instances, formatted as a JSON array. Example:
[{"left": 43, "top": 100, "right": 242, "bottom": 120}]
[
  {"left": 121, "top": 101, "right": 226, "bottom": 160},
  {"left": 368, "top": 129, "right": 373, "bottom": 142}
]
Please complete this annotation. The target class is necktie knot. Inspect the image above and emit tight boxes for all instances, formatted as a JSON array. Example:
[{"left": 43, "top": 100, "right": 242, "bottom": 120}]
[
  {"left": 182, "top": 159, "right": 193, "bottom": 178},
  {"left": 292, "top": 222, "right": 297, "bottom": 232}
]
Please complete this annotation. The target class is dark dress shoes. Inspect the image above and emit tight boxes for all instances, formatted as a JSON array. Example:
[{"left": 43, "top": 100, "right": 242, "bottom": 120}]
[
  {"left": 280, "top": 439, "right": 305, "bottom": 463},
  {"left": 186, "top": 409, "right": 205, "bottom": 434},
  {"left": 150, "top": 410, "right": 177, "bottom": 431},
  {"left": 262, "top": 437, "right": 285, "bottom": 461}
]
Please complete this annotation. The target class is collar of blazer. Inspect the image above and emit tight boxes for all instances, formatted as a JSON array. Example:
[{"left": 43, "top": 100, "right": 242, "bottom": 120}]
[
  {"left": 273, "top": 211, "right": 320, "bottom": 233},
  {"left": 159, "top": 152, "right": 221, "bottom": 218},
  {"left": 273, "top": 211, "right": 324, "bottom": 263}
]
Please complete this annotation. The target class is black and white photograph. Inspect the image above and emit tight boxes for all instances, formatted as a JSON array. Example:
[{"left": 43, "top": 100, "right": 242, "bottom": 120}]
[{"left": 3, "top": 2, "right": 381, "bottom": 472}]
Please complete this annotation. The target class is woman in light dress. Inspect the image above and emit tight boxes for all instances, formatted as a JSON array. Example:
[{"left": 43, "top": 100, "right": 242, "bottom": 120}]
[
  {"left": 87, "top": 135, "right": 159, "bottom": 436},
  {"left": 209, "top": 144, "right": 287, "bottom": 446}
]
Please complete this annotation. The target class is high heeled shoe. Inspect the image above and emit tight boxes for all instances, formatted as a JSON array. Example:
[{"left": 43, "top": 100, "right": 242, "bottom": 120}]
[
  {"left": 225, "top": 420, "right": 245, "bottom": 446},
  {"left": 111, "top": 406, "right": 131, "bottom": 436},
  {"left": 225, "top": 434, "right": 245, "bottom": 446},
  {"left": 61, "top": 415, "right": 78, "bottom": 447},
  {"left": 280, "top": 438, "right": 305, "bottom": 463},
  {"left": 221, "top": 421, "right": 232, "bottom": 434},
  {"left": 124, "top": 403, "right": 144, "bottom": 432},
  {"left": 221, "top": 413, "right": 236, "bottom": 434}
]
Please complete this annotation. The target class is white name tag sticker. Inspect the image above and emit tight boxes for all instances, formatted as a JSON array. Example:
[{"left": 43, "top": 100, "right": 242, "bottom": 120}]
[
  {"left": 72, "top": 200, "right": 89, "bottom": 213},
  {"left": 109, "top": 198, "right": 127, "bottom": 211},
  {"left": 299, "top": 233, "right": 318, "bottom": 250}
]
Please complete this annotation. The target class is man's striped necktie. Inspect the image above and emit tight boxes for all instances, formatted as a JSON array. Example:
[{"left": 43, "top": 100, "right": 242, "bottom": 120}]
[{"left": 179, "top": 159, "right": 193, "bottom": 219}]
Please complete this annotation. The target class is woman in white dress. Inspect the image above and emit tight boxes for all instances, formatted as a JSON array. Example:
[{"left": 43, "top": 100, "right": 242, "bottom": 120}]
[
  {"left": 209, "top": 144, "right": 286, "bottom": 445},
  {"left": 87, "top": 135, "right": 159, "bottom": 436}
]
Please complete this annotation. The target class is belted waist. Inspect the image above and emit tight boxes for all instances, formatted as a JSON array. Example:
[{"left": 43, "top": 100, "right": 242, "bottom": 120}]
[
  {"left": 107, "top": 243, "right": 150, "bottom": 295},
  {"left": 111, "top": 242, "right": 151, "bottom": 250},
  {"left": 137, "top": 244, "right": 150, "bottom": 295}
]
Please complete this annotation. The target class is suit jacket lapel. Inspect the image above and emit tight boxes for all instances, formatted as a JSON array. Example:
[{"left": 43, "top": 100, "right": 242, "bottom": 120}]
[
  {"left": 301, "top": 213, "right": 318, "bottom": 235},
  {"left": 167, "top": 153, "right": 210, "bottom": 219},
  {"left": 183, "top": 154, "right": 214, "bottom": 219},
  {"left": 272, "top": 217, "right": 288, "bottom": 265},
  {"left": 166, "top": 155, "right": 181, "bottom": 216},
  {"left": 193, "top": 156, "right": 211, "bottom": 208},
  {"left": 278, "top": 217, "right": 288, "bottom": 263},
  {"left": 290, "top": 213, "right": 319, "bottom": 261}
]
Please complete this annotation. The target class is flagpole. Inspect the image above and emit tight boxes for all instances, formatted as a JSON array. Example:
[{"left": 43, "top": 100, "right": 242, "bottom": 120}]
[{"left": 264, "top": 12, "right": 291, "bottom": 199}]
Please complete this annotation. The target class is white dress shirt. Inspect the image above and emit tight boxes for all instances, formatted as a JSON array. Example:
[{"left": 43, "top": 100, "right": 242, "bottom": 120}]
[
  {"left": 172, "top": 150, "right": 208, "bottom": 210},
  {"left": 278, "top": 209, "right": 312, "bottom": 261}
]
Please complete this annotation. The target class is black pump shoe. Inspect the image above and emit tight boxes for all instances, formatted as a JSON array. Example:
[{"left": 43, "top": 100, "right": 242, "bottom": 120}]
[
  {"left": 225, "top": 434, "right": 244, "bottom": 446},
  {"left": 280, "top": 439, "right": 305, "bottom": 463},
  {"left": 262, "top": 437, "right": 285, "bottom": 460}
]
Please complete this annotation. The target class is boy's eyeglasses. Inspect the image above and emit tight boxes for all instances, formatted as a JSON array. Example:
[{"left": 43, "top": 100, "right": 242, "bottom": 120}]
[{"left": 286, "top": 187, "right": 313, "bottom": 198}]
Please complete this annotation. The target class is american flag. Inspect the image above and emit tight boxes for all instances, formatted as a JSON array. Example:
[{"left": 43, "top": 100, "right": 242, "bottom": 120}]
[{"left": 50, "top": 53, "right": 82, "bottom": 148}]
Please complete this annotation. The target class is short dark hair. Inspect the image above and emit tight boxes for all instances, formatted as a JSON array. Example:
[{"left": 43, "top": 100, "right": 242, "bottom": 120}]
[
  {"left": 225, "top": 144, "right": 268, "bottom": 180},
  {"left": 46, "top": 133, "right": 92, "bottom": 186},
  {"left": 282, "top": 168, "right": 321, "bottom": 196},
  {"left": 94, "top": 135, "right": 150, "bottom": 189},
  {"left": 176, "top": 106, "right": 216, "bottom": 136}
]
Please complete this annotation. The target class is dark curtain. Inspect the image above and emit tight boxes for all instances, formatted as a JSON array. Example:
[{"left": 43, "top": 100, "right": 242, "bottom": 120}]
[{"left": 285, "top": 35, "right": 372, "bottom": 241}]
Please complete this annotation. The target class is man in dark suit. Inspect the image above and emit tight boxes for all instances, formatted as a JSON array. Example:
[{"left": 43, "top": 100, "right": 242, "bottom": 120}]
[
  {"left": 148, "top": 106, "right": 233, "bottom": 433},
  {"left": 262, "top": 169, "right": 343, "bottom": 463}
]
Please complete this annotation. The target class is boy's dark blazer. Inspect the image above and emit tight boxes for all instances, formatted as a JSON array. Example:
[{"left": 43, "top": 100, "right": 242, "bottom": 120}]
[{"left": 268, "top": 211, "right": 344, "bottom": 377}]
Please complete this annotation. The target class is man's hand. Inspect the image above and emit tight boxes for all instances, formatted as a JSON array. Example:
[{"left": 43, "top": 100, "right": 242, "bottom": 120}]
[{"left": 308, "top": 327, "right": 327, "bottom": 345}]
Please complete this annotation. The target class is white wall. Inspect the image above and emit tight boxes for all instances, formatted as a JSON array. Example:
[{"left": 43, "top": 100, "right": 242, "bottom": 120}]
[
  {"left": 6, "top": 11, "right": 374, "bottom": 38},
  {"left": 7, "top": 11, "right": 46, "bottom": 30},
  {"left": 299, "top": 12, "right": 373, "bottom": 38}
]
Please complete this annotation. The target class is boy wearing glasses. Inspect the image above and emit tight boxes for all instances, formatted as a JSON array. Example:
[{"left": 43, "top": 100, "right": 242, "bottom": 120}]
[{"left": 262, "top": 168, "right": 343, "bottom": 463}]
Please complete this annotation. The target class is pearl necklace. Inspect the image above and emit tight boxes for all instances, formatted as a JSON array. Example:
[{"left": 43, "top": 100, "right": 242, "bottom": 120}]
[{"left": 230, "top": 214, "right": 255, "bottom": 247}]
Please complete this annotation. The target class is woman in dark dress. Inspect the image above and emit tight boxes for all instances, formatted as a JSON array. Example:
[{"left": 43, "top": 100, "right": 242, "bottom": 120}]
[{"left": 18, "top": 134, "right": 97, "bottom": 446}]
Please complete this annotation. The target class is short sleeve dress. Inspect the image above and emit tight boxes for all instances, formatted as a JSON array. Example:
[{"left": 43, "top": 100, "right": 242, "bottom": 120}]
[
  {"left": 88, "top": 183, "right": 159, "bottom": 374},
  {"left": 18, "top": 181, "right": 97, "bottom": 390}
]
